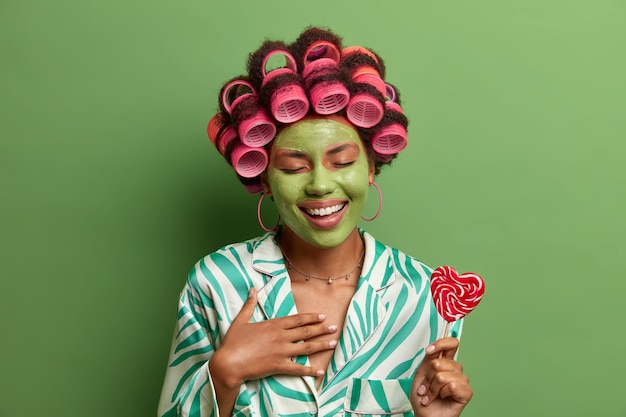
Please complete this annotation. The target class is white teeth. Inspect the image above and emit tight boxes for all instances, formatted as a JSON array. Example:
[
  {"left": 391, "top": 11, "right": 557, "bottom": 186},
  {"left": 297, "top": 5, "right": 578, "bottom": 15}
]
[{"left": 305, "top": 204, "right": 344, "bottom": 217}]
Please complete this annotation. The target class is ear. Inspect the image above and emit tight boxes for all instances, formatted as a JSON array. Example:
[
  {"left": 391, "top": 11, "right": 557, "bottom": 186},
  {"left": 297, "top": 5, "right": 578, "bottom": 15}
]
[
  {"left": 367, "top": 159, "right": 375, "bottom": 184},
  {"left": 260, "top": 172, "right": 272, "bottom": 195}
]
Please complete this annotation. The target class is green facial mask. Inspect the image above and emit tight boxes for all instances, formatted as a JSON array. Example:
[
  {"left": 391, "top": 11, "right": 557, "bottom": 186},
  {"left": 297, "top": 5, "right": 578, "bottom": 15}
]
[{"left": 266, "top": 118, "right": 372, "bottom": 248}]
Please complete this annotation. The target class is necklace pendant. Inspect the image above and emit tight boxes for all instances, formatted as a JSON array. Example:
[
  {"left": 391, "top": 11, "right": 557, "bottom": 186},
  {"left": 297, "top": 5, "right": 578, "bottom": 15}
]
[
  {"left": 327, "top": 278, "right": 333, "bottom": 284},
  {"left": 305, "top": 275, "right": 310, "bottom": 281}
]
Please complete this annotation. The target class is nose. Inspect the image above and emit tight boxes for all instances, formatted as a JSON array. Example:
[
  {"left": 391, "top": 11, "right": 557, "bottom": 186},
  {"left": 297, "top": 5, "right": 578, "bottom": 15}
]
[{"left": 304, "top": 166, "right": 336, "bottom": 196}]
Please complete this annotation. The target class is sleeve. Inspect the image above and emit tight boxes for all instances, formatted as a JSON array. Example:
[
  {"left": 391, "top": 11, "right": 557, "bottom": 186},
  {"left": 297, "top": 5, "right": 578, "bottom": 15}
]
[{"left": 157, "top": 281, "right": 220, "bottom": 417}]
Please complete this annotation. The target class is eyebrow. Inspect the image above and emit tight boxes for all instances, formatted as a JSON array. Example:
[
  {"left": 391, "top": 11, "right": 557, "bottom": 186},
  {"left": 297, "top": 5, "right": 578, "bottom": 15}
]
[
  {"left": 326, "top": 143, "right": 358, "bottom": 156},
  {"left": 278, "top": 150, "right": 309, "bottom": 159}
]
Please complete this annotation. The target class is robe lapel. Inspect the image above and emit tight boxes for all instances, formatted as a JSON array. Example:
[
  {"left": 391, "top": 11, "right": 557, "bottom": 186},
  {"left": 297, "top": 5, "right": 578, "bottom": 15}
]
[
  {"left": 250, "top": 232, "right": 299, "bottom": 321},
  {"left": 250, "top": 232, "right": 319, "bottom": 395},
  {"left": 322, "top": 231, "right": 395, "bottom": 389}
]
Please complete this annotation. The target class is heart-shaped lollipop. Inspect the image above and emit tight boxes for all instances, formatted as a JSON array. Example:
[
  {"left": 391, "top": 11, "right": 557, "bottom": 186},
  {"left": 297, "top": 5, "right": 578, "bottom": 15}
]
[{"left": 430, "top": 266, "right": 485, "bottom": 322}]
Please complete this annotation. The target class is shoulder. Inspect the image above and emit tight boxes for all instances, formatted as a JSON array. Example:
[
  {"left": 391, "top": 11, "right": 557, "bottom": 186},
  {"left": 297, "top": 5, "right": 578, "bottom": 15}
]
[{"left": 186, "top": 233, "right": 273, "bottom": 290}]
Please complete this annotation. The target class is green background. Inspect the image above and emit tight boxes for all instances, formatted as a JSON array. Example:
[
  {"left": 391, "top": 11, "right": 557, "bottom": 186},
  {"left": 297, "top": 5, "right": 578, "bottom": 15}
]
[{"left": 1, "top": 0, "right": 625, "bottom": 416}]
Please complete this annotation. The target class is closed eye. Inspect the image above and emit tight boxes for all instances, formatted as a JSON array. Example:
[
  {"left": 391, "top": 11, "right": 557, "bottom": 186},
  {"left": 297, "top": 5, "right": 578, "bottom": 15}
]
[
  {"left": 333, "top": 161, "right": 355, "bottom": 168},
  {"left": 281, "top": 167, "right": 306, "bottom": 174}
]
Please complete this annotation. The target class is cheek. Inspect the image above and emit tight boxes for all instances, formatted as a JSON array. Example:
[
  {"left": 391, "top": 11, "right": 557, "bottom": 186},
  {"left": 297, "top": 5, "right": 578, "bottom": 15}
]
[
  {"left": 268, "top": 175, "right": 301, "bottom": 207},
  {"left": 340, "top": 167, "right": 370, "bottom": 197},
  {"left": 342, "top": 163, "right": 370, "bottom": 198}
]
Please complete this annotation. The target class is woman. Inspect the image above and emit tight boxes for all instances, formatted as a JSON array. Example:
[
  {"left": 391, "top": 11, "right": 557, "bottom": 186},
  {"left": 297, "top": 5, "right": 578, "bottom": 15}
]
[{"left": 159, "top": 28, "right": 473, "bottom": 417}]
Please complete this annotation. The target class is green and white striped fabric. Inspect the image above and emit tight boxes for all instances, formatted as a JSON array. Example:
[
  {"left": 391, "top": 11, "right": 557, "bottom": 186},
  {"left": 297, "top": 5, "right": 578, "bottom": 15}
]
[{"left": 158, "top": 229, "right": 462, "bottom": 417}]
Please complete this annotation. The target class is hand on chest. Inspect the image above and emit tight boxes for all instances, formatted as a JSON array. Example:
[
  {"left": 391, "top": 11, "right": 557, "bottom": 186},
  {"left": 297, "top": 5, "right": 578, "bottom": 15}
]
[{"left": 291, "top": 281, "right": 356, "bottom": 385}]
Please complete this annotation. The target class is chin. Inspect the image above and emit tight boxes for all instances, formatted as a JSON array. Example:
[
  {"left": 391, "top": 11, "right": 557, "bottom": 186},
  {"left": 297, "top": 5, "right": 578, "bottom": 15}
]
[{"left": 301, "top": 228, "right": 356, "bottom": 249}]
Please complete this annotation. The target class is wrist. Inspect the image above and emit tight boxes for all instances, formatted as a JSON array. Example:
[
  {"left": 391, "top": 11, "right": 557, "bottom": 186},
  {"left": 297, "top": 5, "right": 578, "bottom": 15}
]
[{"left": 209, "top": 349, "right": 244, "bottom": 389}]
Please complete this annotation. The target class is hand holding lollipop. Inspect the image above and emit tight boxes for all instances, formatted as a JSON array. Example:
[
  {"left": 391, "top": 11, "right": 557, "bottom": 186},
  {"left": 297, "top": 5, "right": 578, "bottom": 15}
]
[{"left": 411, "top": 266, "right": 485, "bottom": 412}]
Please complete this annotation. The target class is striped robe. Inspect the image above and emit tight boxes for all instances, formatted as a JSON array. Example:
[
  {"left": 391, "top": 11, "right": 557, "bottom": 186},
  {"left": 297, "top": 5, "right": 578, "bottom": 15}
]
[{"left": 158, "top": 229, "right": 462, "bottom": 417}]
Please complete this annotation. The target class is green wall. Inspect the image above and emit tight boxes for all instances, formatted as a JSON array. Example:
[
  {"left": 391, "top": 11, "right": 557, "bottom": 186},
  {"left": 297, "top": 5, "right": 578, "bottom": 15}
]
[{"left": 1, "top": 1, "right": 625, "bottom": 416}]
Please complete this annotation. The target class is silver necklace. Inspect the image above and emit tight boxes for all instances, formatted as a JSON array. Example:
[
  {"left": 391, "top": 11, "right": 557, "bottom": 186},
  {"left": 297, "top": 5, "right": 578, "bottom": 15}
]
[{"left": 280, "top": 247, "right": 365, "bottom": 284}]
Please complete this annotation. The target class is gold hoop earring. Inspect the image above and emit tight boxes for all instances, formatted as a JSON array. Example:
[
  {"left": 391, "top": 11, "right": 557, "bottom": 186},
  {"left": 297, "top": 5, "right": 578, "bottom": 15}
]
[
  {"left": 257, "top": 193, "right": 281, "bottom": 232},
  {"left": 360, "top": 181, "right": 382, "bottom": 221}
]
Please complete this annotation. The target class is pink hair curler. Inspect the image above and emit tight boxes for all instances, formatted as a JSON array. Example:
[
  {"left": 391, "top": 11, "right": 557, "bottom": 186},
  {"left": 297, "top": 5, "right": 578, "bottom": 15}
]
[
  {"left": 346, "top": 65, "right": 386, "bottom": 127},
  {"left": 346, "top": 93, "right": 384, "bottom": 128},
  {"left": 341, "top": 46, "right": 380, "bottom": 64},
  {"left": 230, "top": 145, "right": 269, "bottom": 178},
  {"left": 353, "top": 73, "right": 386, "bottom": 97},
  {"left": 302, "top": 58, "right": 349, "bottom": 115},
  {"left": 207, "top": 113, "right": 226, "bottom": 146},
  {"left": 385, "top": 100, "right": 403, "bottom": 113},
  {"left": 207, "top": 113, "right": 238, "bottom": 155},
  {"left": 261, "top": 50, "right": 309, "bottom": 123},
  {"left": 385, "top": 83, "right": 397, "bottom": 102},
  {"left": 352, "top": 66, "right": 386, "bottom": 96},
  {"left": 267, "top": 78, "right": 310, "bottom": 123},
  {"left": 384, "top": 82, "right": 404, "bottom": 113},
  {"left": 304, "top": 40, "right": 341, "bottom": 65},
  {"left": 371, "top": 123, "right": 408, "bottom": 155},
  {"left": 302, "top": 57, "right": 336, "bottom": 79},
  {"left": 262, "top": 50, "right": 298, "bottom": 74},
  {"left": 222, "top": 80, "right": 276, "bottom": 147},
  {"left": 234, "top": 100, "right": 277, "bottom": 147},
  {"left": 221, "top": 80, "right": 256, "bottom": 115},
  {"left": 237, "top": 173, "right": 264, "bottom": 194},
  {"left": 244, "top": 180, "right": 264, "bottom": 194},
  {"left": 309, "top": 80, "right": 350, "bottom": 114}
]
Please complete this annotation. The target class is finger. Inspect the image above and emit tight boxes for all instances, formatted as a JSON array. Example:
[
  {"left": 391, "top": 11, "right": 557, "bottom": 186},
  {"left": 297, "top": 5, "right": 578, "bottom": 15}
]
[
  {"left": 415, "top": 358, "right": 463, "bottom": 399},
  {"left": 231, "top": 288, "right": 258, "bottom": 325},
  {"left": 414, "top": 340, "right": 459, "bottom": 383},
  {"left": 287, "top": 323, "right": 338, "bottom": 341},
  {"left": 277, "top": 362, "right": 326, "bottom": 379},
  {"left": 422, "top": 371, "right": 470, "bottom": 406},
  {"left": 424, "top": 337, "right": 460, "bottom": 359},
  {"left": 287, "top": 339, "right": 338, "bottom": 357},
  {"left": 427, "top": 358, "right": 464, "bottom": 376},
  {"left": 277, "top": 312, "right": 328, "bottom": 330},
  {"left": 438, "top": 378, "right": 473, "bottom": 404}
]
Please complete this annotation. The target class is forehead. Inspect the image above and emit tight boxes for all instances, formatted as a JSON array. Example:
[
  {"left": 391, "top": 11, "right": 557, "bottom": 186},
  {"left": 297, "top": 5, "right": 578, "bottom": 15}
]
[{"left": 272, "top": 118, "right": 363, "bottom": 154}]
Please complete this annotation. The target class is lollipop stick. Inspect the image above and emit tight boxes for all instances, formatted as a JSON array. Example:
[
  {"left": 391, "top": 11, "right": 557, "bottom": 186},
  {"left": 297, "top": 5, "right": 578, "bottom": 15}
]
[{"left": 438, "top": 322, "right": 452, "bottom": 359}]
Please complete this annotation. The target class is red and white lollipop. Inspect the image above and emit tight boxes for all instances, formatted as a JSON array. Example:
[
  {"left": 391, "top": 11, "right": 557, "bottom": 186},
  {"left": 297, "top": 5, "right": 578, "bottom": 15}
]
[{"left": 430, "top": 266, "right": 485, "bottom": 335}]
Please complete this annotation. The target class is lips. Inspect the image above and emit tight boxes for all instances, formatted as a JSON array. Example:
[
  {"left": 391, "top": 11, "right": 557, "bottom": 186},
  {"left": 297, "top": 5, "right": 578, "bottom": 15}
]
[
  {"left": 298, "top": 200, "right": 348, "bottom": 229},
  {"left": 302, "top": 203, "right": 346, "bottom": 217}
]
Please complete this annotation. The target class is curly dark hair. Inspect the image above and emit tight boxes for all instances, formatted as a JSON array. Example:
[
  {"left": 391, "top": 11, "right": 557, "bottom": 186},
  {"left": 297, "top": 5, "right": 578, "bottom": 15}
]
[{"left": 207, "top": 27, "right": 409, "bottom": 193}]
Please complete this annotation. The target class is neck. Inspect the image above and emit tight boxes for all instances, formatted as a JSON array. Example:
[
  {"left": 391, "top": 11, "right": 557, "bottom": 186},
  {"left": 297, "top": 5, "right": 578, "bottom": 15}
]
[{"left": 277, "top": 227, "right": 364, "bottom": 281}]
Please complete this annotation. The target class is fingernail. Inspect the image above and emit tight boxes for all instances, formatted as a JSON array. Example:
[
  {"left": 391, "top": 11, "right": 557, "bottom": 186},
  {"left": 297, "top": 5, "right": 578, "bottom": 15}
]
[
  {"left": 421, "top": 395, "right": 429, "bottom": 405},
  {"left": 315, "top": 369, "right": 324, "bottom": 376},
  {"left": 318, "top": 314, "right": 326, "bottom": 320},
  {"left": 426, "top": 344, "right": 435, "bottom": 354},
  {"left": 329, "top": 340, "right": 337, "bottom": 348},
  {"left": 418, "top": 384, "right": 427, "bottom": 395},
  {"left": 328, "top": 324, "right": 338, "bottom": 332},
  {"left": 248, "top": 288, "right": 254, "bottom": 297}
]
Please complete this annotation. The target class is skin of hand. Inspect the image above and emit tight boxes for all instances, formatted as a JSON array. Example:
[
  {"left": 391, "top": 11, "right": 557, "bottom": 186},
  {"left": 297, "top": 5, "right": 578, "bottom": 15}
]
[
  {"left": 411, "top": 337, "right": 473, "bottom": 417},
  {"left": 208, "top": 289, "right": 338, "bottom": 416}
]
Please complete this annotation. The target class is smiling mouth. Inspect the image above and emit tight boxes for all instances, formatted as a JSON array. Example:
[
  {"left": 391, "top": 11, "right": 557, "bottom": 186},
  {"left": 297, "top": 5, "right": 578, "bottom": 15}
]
[{"left": 301, "top": 203, "right": 346, "bottom": 217}]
